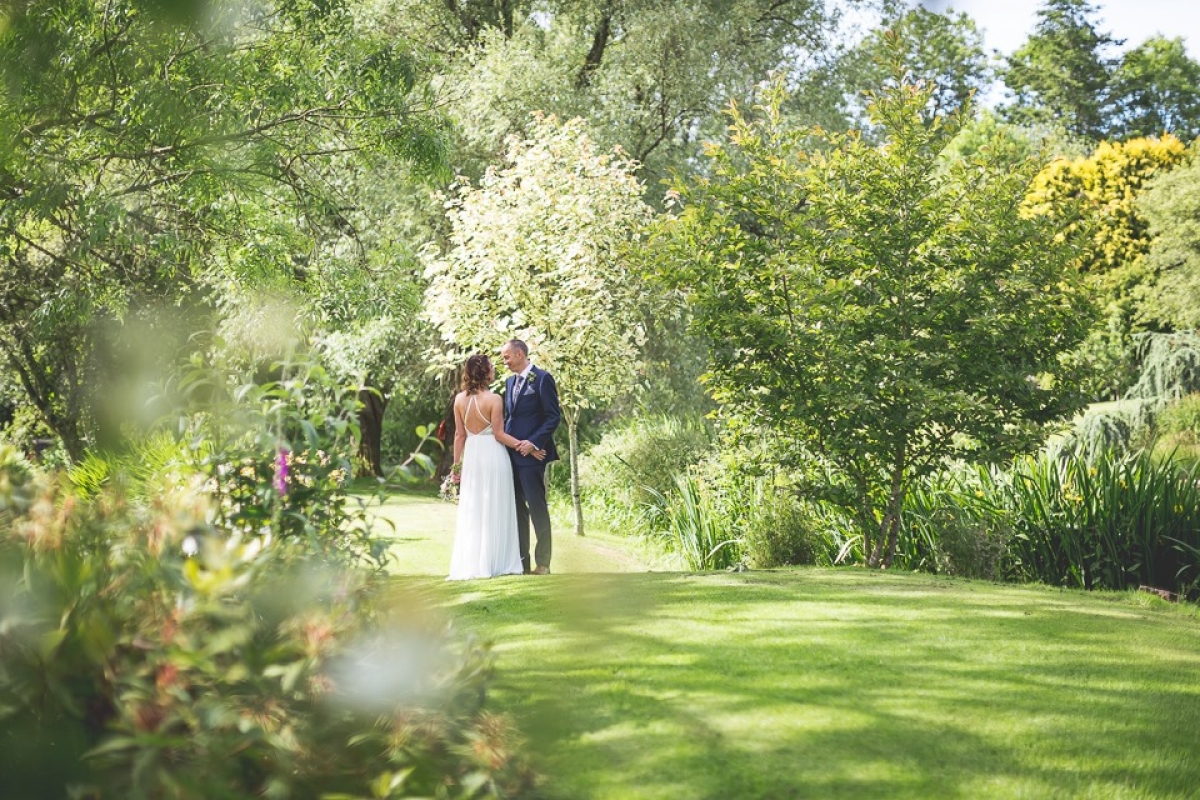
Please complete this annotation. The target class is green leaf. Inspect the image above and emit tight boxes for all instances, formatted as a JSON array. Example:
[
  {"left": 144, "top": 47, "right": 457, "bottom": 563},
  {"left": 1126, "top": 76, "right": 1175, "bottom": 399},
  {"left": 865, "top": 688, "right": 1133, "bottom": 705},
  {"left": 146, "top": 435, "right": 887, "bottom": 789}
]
[
  {"left": 263, "top": 660, "right": 307, "bottom": 692},
  {"left": 37, "top": 628, "right": 68, "bottom": 660},
  {"left": 84, "top": 736, "right": 140, "bottom": 758}
]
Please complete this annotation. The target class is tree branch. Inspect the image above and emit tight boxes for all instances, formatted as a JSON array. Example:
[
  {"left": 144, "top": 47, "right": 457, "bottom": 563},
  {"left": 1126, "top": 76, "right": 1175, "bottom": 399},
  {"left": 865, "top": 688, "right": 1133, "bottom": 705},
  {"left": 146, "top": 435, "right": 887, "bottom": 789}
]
[{"left": 89, "top": 104, "right": 364, "bottom": 163}]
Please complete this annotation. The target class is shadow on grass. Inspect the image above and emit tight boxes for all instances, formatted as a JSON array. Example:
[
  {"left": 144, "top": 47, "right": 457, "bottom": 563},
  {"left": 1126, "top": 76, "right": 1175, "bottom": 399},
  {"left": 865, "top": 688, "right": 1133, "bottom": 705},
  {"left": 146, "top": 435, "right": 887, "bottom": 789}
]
[
  {"left": 411, "top": 570, "right": 1200, "bottom": 800},
  {"left": 349, "top": 478, "right": 438, "bottom": 497}
]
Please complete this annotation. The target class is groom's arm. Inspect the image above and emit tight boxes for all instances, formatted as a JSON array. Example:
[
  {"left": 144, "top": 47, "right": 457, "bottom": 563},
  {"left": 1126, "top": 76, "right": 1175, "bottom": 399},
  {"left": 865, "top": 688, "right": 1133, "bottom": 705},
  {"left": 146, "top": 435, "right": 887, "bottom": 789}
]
[{"left": 529, "top": 371, "right": 561, "bottom": 450}]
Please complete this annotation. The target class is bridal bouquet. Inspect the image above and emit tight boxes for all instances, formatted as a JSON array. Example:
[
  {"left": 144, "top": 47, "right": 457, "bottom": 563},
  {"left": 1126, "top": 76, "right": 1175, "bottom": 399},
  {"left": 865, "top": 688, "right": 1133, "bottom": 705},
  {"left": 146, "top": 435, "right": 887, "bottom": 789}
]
[{"left": 439, "top": 466, "right": 461, "bottom": 503}]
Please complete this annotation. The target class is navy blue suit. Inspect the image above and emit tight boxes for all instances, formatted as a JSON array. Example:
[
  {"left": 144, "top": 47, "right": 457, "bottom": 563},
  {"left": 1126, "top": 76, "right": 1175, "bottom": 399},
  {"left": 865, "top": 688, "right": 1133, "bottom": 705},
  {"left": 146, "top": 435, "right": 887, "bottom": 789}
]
[{"left": 504, "top": 366, "right": 561, "bottom": 571}]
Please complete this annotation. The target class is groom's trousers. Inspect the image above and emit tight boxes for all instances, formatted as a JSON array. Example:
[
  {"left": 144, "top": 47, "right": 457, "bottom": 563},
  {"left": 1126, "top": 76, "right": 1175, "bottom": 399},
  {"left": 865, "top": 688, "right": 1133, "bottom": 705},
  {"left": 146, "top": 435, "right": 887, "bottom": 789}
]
[{"left": 513, "top": 463, "right": 552, "bottom": 571}]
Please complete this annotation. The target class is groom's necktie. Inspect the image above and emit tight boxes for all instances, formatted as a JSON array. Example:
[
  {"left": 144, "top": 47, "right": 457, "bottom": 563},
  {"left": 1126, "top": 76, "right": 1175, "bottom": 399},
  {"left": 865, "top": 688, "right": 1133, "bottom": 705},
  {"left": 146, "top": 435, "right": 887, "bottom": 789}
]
[{"left": 509, "top": 376, "right": 524, "bottom": 413}]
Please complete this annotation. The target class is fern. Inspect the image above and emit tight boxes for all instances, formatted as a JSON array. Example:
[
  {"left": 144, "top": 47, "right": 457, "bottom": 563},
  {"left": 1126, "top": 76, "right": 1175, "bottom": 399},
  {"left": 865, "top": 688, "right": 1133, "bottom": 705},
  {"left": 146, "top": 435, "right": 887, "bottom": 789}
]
[
  {"left": 66, "top": 453, "right": 112, "bottom": 498},
  {"left": 66, "top": 431, "right": 190, "bottom": 499}
]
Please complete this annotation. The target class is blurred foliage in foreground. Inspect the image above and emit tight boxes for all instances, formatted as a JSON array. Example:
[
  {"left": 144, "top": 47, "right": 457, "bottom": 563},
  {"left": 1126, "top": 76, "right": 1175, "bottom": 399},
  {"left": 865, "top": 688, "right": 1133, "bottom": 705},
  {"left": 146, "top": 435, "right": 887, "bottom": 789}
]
[{"left": 0, "top": 444, "right": 535, "bottom": 798}]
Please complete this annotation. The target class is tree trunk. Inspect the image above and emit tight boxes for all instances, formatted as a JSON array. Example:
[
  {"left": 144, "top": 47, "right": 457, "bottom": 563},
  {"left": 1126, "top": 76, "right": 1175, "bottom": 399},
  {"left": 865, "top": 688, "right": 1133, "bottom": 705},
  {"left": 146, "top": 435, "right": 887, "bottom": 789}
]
[
  {"left": 500, "top": 0, "right": 514, "bottom": 38},
  {"left": 859, "top": 498, "right": 875, "bottom": 565},
  {"left": 2, "top": 344, "right": 88, "bottom": 462},
  {"left": 868, "top": 508, "right": 897, "bottom": 568},
  {"left": 869, "top": 457, "right": 907, "bottom": 568},
  {"left": 881, "top": 509, "right": 903, "bottom": 570},
  {"left": 576, "top": 13, "right": 611, "bottom": 87},
  {"left": 867, "top": 526, "right": 883, "bottom": 568},
  {"left": 357, "top": 385, "right": 387, "bottom": 478},
  {"left": 568, "top": 412, "right": 584, "bottom": 536}
]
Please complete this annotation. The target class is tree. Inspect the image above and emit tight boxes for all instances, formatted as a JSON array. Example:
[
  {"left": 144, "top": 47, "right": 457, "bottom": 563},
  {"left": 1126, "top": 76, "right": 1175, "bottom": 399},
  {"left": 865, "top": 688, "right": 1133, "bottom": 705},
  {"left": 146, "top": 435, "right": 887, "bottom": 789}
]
[
  {"left": 305, "top": 155, "right": 449, "bottom": 477},
  {"left": 425, "top": 114, "right": 655, "bottom": 536},
  {"left": 383, "top": 0, "right": 872, "bottom": 188},
  {"left": 1022, "top": 135, "right": 1189, "bottom": 398},
  {"left": 1000, "top": 0, "right": 1119, "bottom": 140},
  {"left": 318, "top": 313, "right": 430, "bottom": 477},
  {"left": 944, "top": 110, "right": 1091, "bottom": 171},
  {"left": 329, "top": 0, "right": 888, "bottom": 441},
  {"left": 0, "top": 0, "right": 436, "bottom": 459},
  {"left": 659, "top": 75, "right": 1096, "bottom": 568},
  {"left": 1135, "top": 145, "right": 1200, "bottom": 331},
  {"left": 1109, "top": 36, "right": 1200, "bottom": 142},
  {"left": 840, "top": 7, "right": 991, "bottom": 124},
  {"left": 1023, "top": 135, "right": 1188, "bottom": 314}
]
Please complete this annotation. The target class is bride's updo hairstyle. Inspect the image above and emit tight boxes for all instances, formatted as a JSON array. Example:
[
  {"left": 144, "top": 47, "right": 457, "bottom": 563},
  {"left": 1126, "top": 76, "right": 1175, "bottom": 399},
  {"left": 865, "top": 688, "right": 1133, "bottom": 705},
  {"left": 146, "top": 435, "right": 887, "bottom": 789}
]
[{"left": 461, "top": 354, "right": 492, "bottom": 394}]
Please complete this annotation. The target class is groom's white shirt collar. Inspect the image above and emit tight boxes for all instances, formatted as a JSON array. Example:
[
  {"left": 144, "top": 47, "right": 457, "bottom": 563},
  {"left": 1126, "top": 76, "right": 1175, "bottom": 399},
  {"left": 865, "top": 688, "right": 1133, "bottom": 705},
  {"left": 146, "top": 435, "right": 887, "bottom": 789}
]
[{"left": 516, "top": 365, "right": 534, "bottom": 380}]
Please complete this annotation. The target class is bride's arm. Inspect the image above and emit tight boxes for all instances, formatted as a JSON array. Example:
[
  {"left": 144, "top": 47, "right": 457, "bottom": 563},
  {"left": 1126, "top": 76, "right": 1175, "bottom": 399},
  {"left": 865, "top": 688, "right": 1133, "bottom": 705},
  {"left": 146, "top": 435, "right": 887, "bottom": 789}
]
[
  {"left": 491, "top": 398, "right": 545, "bottom": 460},
  {"left": 452, "top": 394, "right": 467, "bottom": 467},
  {"left": 490, "top": 397, "right": 520, "bottom": 449}
]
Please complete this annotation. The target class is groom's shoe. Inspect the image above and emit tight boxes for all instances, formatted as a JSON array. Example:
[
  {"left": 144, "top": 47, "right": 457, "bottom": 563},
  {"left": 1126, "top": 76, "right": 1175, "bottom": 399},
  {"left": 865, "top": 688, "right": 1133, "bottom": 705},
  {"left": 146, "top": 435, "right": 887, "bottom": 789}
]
[{"left": 532, "top": 565, "right": 550, "bottom": 575}]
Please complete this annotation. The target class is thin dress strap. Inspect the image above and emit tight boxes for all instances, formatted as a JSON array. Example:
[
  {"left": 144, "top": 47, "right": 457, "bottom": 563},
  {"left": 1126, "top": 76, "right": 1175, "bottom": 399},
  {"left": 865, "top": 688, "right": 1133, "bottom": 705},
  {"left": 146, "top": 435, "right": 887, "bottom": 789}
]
[{"left": 465, "top": 394, "right": 493, "bottom": 435}]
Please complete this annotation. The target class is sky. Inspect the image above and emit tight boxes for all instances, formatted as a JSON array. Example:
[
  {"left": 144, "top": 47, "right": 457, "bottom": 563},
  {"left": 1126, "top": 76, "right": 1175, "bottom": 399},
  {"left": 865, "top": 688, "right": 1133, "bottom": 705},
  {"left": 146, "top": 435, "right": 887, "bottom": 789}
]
[{"left": 920, "top": 0, "right": 1200, "bottom": 59}]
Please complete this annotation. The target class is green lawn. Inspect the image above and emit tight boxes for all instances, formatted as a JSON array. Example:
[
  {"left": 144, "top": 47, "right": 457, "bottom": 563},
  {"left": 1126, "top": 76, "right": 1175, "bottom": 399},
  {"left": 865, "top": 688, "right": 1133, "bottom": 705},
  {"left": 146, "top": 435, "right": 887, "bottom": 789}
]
[
  {"left": 378, "top": 496, "right": 1200, "bottom": 799},
  {"left": 369, "top": 490, "right": 654, "bottom": 576}
]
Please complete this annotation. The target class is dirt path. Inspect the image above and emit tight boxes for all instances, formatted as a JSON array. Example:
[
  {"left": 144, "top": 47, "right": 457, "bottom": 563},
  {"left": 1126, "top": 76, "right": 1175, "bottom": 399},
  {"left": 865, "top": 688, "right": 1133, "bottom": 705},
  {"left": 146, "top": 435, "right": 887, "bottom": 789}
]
[{"left": 369, "top": 493, "right": 655, "bottom": 576}]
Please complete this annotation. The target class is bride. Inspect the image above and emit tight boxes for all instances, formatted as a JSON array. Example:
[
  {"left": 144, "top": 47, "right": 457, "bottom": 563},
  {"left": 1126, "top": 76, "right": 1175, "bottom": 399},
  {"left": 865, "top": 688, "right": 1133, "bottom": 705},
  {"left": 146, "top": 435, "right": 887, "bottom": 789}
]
[{"left": 447, "top": 354, "right": 541, "bottom": 580}]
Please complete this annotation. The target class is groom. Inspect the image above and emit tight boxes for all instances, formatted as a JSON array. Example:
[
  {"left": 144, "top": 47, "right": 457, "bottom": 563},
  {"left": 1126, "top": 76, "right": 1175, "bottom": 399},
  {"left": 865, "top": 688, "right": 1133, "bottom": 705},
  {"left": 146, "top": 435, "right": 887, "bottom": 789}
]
[{"left": 500, "top": 339, "right": 561, "bottom": 575}]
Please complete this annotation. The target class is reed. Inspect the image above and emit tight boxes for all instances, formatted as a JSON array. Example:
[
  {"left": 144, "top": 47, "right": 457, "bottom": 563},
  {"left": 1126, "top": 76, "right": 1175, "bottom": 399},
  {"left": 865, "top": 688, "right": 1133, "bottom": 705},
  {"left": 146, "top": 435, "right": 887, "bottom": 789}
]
[{"left": 896, "top": 449, "right": 1200, "bottom": 597}]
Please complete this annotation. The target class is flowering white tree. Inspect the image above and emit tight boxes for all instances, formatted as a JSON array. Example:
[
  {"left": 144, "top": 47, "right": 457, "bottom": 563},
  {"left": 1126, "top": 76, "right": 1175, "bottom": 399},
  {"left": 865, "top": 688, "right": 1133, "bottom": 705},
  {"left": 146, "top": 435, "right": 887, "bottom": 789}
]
[{"left": 425, "top": 114, "right": 656, "bottom": 535}]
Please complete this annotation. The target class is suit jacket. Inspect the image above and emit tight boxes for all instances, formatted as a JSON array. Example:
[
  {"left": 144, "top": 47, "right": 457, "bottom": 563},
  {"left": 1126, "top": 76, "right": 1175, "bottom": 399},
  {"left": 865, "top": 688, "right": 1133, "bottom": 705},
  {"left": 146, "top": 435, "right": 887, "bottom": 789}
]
[{"left": 504, "top": 366, "right": 561, "bottom": 466}]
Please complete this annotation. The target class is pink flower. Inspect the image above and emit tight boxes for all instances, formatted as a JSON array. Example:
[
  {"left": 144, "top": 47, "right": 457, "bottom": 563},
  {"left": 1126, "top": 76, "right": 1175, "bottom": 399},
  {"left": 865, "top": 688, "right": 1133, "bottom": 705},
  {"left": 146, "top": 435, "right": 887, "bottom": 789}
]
[{"left": 274, "top": 448, "right": 290, "bottom": 495}]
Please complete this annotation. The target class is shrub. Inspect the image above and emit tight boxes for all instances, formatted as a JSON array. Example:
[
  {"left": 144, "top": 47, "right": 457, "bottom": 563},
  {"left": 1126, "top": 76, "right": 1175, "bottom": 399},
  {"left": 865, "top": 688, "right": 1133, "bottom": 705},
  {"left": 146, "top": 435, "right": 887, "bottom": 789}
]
[
  {"left": 1158, "top": 392, "right": 1200, "bottom": 444},
  {"left": 579, "top": 414, "right": 713, "bottom": 529},
  {"left": 1053, "top": 332, "right": 1200, "bottom": 462},
  {"left": 1154, "top": 393, "right": 1200, "bottom": 467},
  {"left": 935, "top": 512, "right": 1010, "bottom": 581},
  {"left": 897, "top": 467, "right": 1011, "bottom": 580},
  {"left": 739, "top": 487, "right": 820, "bottom": 569},
  {"left": 173, "top": 351, "right": 387, "bottom": 566},
  {"left": 1051, "top": 399, "right": 1158, "bottom": 462},
  {"left": 0, "top": 440, "right": 35, "bottom": 489},
  {"left": 1058, "top": 407, "right": 1136, "bottom": 459},
  {"left": 1125, "top": 331, "right": 1200, "bottom": 403},
  {"left": 0, "top": 450, "right": 535, "bottom": 799}
]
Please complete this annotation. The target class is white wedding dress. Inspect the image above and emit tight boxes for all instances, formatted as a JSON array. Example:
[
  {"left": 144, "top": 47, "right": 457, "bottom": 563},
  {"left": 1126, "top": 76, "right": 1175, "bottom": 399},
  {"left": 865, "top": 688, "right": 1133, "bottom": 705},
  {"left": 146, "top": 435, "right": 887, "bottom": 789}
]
[{"left": 447, "top": 395, "right": 524, "bottom": 580}]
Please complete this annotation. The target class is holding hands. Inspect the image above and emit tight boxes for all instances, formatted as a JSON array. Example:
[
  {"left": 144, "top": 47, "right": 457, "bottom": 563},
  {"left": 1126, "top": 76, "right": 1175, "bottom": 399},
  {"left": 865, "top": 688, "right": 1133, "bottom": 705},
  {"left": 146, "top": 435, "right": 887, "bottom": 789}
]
[{"left": 516, "top": 440, "right": 546, "bottom": 460}]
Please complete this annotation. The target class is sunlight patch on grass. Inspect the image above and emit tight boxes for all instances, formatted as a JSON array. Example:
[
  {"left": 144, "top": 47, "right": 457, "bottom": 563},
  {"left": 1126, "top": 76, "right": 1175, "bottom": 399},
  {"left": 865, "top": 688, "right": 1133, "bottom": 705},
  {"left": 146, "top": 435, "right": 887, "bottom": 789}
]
[{"left": 396, "top": 568, "right": 1200, "bottom": 799}]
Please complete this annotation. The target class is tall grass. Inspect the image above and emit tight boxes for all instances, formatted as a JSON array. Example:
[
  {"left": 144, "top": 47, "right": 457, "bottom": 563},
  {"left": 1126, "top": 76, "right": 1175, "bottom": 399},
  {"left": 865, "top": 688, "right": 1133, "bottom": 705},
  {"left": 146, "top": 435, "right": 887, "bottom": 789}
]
[
  {"left": 644, "top": 474, "right": 741, "bottom": 570},
  {"left": 999, "top": 449, "right": 1200, "bottom": 595},
  {"left": 639, "top": 470, "right": 860, "bottom": 571},
  {"left": 896, "top": 468, "right": 1010, "bottom": 579},
  {"left": 896, "top": 449, "right": 1200, "bottom": 597},
  {"left": 580, "top": 415, "right": 1200, "bottom": 594}
]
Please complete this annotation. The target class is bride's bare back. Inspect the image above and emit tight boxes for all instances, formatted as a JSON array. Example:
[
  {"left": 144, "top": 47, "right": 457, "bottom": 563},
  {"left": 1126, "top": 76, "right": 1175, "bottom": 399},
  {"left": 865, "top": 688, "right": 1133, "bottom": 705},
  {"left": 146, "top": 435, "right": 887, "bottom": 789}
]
[{"left": 454, "top": 391, "right": 519, "bottom": 448}]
